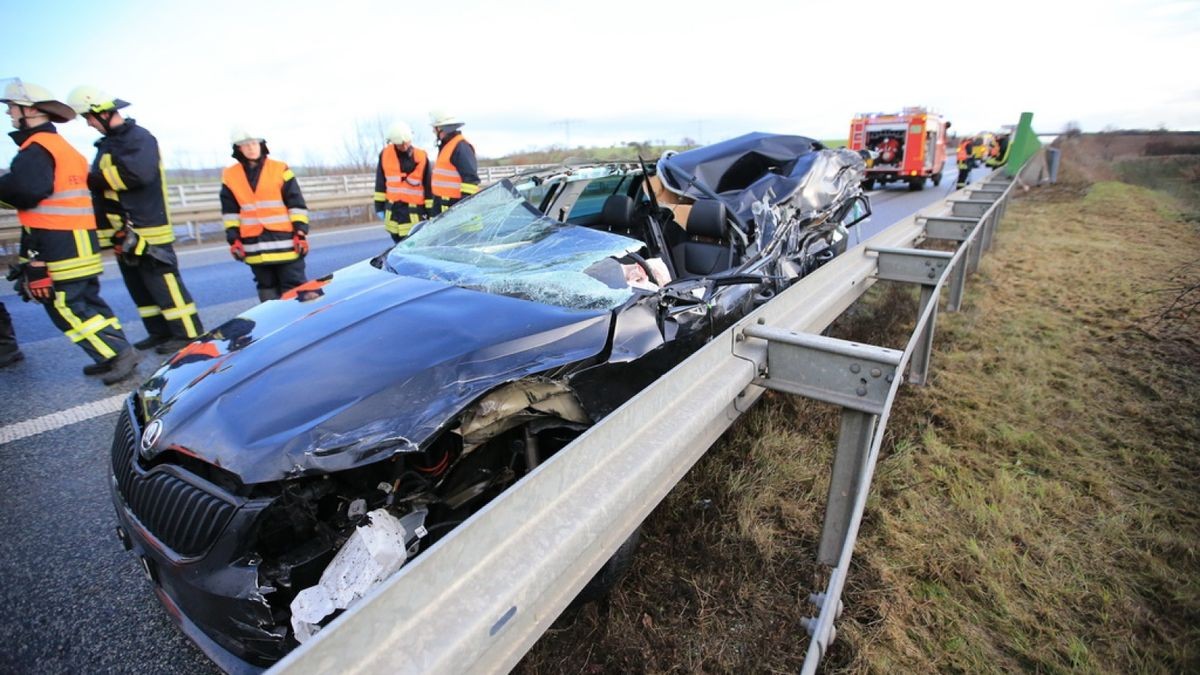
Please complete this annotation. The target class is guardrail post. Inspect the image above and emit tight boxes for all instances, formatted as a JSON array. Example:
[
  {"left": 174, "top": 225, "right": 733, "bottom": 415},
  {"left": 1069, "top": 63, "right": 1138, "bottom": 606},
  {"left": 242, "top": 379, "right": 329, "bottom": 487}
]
[
  {"left": 869, "top": 247, "right": 951, "bottom": 386},
  {"left": 739, "top": 326, "right": 902, "bottom": 566},
  {"left": 819, "top": 409, "right": 876, "bottom": 565},
  {"left": 176, "top": 185, "right": 188, "bottom": 206},
  {"left": 920, "top": 217, "right": 977, "bottom": 313}
]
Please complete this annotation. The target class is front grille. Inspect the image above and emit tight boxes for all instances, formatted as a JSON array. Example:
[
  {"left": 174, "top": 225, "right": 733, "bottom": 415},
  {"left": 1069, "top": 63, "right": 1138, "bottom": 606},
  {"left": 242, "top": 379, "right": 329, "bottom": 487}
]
[{"left": 111, "top": 405, "right": 237, "bottom": 558}]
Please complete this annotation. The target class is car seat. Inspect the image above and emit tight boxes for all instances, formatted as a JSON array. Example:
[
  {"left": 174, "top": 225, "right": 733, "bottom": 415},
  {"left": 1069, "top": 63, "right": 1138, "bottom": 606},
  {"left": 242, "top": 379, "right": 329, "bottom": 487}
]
[{"left": 670, "top": 199, "right": 734, "bottom": 278}]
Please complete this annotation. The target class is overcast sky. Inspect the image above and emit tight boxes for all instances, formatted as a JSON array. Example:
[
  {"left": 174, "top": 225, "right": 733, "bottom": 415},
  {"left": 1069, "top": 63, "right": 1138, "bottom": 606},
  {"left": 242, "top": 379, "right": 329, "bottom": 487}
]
[{"left": 2, "top": 0, "right": 1198, "bottom": 169}]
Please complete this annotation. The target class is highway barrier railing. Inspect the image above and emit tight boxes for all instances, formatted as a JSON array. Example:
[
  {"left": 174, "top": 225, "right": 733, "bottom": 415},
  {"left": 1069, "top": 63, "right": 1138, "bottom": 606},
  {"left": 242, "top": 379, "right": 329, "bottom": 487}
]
[
  {"left": 0, "top": 164, "right": 558, "bottom": 249},
  {"left": 267, "top": 131, "right": 1052, "bottom": 673}
]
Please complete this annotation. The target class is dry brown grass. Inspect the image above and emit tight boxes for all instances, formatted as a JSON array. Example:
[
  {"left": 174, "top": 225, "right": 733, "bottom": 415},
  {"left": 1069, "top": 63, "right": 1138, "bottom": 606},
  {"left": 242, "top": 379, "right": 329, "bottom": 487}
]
[{"left": 516, "top": 147, "right": 1200, "bottom": 674}]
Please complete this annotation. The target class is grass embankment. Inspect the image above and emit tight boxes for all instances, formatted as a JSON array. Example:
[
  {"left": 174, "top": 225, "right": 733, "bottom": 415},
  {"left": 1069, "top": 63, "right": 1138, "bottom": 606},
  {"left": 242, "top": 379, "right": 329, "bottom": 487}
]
[{"left": 517, "top": 155, "right": 1200, "bottom": 672}]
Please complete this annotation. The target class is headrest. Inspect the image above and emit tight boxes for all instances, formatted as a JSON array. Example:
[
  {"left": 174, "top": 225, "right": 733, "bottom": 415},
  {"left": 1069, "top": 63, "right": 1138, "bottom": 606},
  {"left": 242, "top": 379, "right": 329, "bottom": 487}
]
[
  {"left": 601, "top": 194, "right": 634, "bottom": 229},
  {"left": 687, "top": 199, "right": 727, "bottom": 239}
]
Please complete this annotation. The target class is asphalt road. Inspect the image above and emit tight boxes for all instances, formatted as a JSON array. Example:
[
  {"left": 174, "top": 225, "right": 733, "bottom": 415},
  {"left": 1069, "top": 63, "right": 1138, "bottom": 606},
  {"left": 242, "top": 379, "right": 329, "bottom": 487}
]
[{"left": 0, "top": 161, "right": 975, "bottom": 674}]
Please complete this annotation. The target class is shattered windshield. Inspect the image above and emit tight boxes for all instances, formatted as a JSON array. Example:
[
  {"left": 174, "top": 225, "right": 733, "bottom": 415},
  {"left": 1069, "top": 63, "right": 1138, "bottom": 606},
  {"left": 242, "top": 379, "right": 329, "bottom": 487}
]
[{"left": 384, "top": 181, "right": 645, "bottom": 310}]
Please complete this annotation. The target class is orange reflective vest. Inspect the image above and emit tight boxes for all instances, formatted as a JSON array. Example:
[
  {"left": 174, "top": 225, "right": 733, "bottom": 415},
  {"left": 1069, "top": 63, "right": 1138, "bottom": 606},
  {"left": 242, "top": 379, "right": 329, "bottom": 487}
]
[
  {"left": 432, "top": 135, "right": 469, "bottom": 199},
  {"left": 17, "top": 133, "right": 94, "bottom": 232},
  {"left": 222, "top": 159, "right": 293, "bottom": 238},
  {"left": 956, "top": 141, "right": 970, "bottom": 162},
  {"left": 382, "top": 145, "right": 428, "bottom": 206}
]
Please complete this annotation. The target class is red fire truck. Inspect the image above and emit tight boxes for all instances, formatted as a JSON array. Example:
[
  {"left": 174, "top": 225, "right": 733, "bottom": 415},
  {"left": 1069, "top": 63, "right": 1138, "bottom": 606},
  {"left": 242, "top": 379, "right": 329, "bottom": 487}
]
[{"left": 848, "top": 107, "right": 950, "bottom": 191}]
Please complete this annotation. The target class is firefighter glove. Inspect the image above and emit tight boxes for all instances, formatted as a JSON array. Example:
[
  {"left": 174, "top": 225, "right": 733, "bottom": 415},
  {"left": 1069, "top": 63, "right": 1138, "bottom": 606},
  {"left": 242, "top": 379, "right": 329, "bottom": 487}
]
[
  {"left": 376, "top": 210, "right": 387, "bottom": 222},
  {"left": 113, "top": 227, "right": 143, "bottom": 257},
  {"left": 293, "top": 232, "right": 309, "bottom": 257},
  {"left": 23, "top": 263, "right": 54, "bottom": 304},
  {"left": 229, "top": 239, "right": 246, "bottom": 262}
]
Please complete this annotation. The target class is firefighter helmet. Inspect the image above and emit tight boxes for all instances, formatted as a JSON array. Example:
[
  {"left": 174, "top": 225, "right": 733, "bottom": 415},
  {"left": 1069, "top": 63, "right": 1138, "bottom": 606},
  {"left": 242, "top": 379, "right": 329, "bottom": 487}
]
[
  {"left": 387, "top": 121, "right": 413, "bottom": 145},
  {"left": 429, "top": 109, "right": 462, "bottom": 128},
  {"left": 230, "top": 128, "right": 264, "bottom": 145},
  {"left": 1, "top": 79, "right": 76, "bottom": 123},
  {"left": 65, "top": 85, "right": 130, "bottom": 115}
]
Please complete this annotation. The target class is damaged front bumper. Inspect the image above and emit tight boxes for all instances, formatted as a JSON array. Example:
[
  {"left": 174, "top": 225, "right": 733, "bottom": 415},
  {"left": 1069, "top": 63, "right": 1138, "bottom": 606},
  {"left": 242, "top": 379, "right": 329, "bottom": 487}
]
[{"left": 109, "top": 404, "right": 285, "bottom": 673}]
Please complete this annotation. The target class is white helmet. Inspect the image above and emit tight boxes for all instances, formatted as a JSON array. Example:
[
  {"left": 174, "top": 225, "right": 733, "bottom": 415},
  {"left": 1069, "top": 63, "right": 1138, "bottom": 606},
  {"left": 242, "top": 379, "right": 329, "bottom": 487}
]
[
  {"left": 1, "top": 79, "right": 75, "bottom": 122},
  {"left": 66, "top": 85, "right": 130, "bottom": 115},
  {"left": 230, "top": 128, "right": 264, "bottom": 145},
  {"left": 429, "top": 109, "right": 462, "bottom": 128},
  {"left": 387, "top": 121, "right": 413, "bottom": 145}
]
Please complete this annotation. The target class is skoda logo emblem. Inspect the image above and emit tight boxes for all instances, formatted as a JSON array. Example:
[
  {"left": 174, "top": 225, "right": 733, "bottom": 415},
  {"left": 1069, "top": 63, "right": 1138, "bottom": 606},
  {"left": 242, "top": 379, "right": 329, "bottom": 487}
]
[{"left": 141, "top": 419, "right": 164, "bottom": 456}]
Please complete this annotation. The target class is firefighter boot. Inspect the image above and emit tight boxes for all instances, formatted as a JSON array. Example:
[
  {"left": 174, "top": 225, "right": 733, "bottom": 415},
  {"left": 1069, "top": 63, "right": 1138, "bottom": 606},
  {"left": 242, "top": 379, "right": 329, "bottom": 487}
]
[{"left": 101, "top": 348, "right": 140, "bottom": 385}]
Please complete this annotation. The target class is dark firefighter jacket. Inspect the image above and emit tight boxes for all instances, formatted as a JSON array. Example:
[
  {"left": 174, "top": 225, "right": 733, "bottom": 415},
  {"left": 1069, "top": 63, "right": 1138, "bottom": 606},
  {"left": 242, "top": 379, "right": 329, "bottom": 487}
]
[
  {"left": 0, "top": 123, "right": 104, "bottom": 281},
  {"left": 220, "top": 157, "right": 309, "bottom": 265},
  {"left": 88, "top": 119, "right": 175, "bottom": 250}
]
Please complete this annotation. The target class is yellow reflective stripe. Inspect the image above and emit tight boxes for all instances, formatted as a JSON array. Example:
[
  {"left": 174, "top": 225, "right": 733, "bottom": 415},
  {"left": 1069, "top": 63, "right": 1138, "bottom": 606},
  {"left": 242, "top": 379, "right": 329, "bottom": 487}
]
[
  {"left": 46, "top": 252, "right": 104, "bottom": 281},
  {"left": 103, "top": 189, "right": 118, "bottom": 201},
  {"left": 373, "top": 191, "right": 387, "bottom": 201},
  {"left": 288, "top": 208, "right": 309, "bottom": 224},
  {"left": 460, "top": 183, "right": 480, "bottom": 195},
  {"left": 138, "top": 305, "right": 162, "bottom": 318},
  {"left": 99, "top": 154, "right": 128, "bottom": 191},
  {"left": 162, "top": 273, "right": 199, "bottom": 337},
  {"left": 246, "top": 250, "right": 300, "bottom": 264},
  {"left": 53, "top": 292, "right": 118, "bottom": 360},
  {"left": 424, "top": 199, "right": 434, "bottom": 209},
  {"left": 384, "top": 219, "right": 401, "bottom": 235},
  {"left": 105, "top": 213, "right": 124, "bottom": 228},
  {"left": 282, "top": 169, "right": 296, "bottom": 181},
  {"left": 132, "top": 223, "right": 174, "bottom": 245}
]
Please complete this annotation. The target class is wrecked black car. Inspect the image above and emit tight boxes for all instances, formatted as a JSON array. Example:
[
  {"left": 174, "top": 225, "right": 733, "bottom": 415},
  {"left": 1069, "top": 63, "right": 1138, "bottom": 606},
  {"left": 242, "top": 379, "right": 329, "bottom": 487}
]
[{"left": 108, "top": 132, "right": 869, "bottom": 671}]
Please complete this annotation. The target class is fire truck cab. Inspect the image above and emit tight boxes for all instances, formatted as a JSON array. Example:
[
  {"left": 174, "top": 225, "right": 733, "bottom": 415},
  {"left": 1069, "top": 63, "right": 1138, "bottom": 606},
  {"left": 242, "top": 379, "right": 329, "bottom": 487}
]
[{"left": 848, "top": 107, "right": 950, "bottom": 191}]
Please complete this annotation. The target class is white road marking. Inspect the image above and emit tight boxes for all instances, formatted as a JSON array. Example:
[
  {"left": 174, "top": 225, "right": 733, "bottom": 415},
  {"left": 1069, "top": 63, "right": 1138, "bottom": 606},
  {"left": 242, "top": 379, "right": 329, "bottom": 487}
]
[{"left": 0, "top": 393, "right": 126, "bottom": 445}]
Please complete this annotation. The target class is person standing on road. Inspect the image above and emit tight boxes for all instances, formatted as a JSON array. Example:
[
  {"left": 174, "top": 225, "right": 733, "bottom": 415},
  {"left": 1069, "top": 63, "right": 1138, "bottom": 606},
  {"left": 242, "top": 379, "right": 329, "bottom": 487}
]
[
  {"left": 0, "top": 79, "right": 137, "bottom": 384},
  {"left": 955, "top": 137, "right": 976, "bottom": 189},
  {"left": 429, "top": 110, "right": 479, "bottom": 215},
  {"left": 221, "top": 129, "right": 309, "bottom": 301},
  {"left": 67, "top": 85, "right": 203, "bottom": 356},
  {"left": 374, "top": 121, "right": 431, "bottom": 243}
]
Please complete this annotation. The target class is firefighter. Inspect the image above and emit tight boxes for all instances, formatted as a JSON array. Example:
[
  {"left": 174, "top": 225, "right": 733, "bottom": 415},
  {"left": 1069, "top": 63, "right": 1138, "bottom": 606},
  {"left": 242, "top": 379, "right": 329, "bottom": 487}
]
[
  {"left": 221, "top": 129, "right": 310, "bottom": 301},
  {"left": 0, "top": 301, "right": 22, "bottom": 367},
  {"left": 0, "top": 80, "right": 137, "bottom": 384},
  {"left": 955, "top": 137, "right": 976, "bottom": 189},
  {"left": 67, "top": 85, "right": 204, "bottom": 356},
  {"left": 374, "top": 121, "right": 431, "bottom": 243},
  {"left": 986, "top": 133, "right": 1011, "bottom": 169},
  {"left": 428, "top": 110, "right": 480, "bottom": 214}
]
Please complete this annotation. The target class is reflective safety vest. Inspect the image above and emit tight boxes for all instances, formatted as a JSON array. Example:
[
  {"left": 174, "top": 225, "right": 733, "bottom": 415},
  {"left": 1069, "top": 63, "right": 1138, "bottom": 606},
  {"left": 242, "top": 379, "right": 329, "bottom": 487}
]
[
  {"left": 382, "top": 145, "right": 428, "bottom": 206},
  {"left": 432, "top": 135, "right": 469, "bottom": 199},
  {"left": 17, "top": 133, "right": 94, "bottom": 232},
  {"left": 956, "top": 141, "right": 970, "bottom": 162},
  {"left": 222, "top": 159, "right": 293, "bottom": 238},
  {"left": 222, "top": 159, "right": 302, "bottom": 265}
]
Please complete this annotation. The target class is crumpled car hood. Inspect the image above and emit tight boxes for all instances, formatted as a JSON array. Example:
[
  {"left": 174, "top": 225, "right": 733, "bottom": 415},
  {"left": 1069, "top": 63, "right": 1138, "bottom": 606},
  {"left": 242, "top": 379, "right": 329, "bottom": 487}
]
[{"left": 136, "top": 260, "right": 611, "bottom": 485}]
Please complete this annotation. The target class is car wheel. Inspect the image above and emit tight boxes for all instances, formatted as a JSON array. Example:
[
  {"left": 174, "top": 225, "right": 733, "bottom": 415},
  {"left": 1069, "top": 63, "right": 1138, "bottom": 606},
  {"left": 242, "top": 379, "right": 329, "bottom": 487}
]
[
  {"left": 908, "top": 178, "right": 924, "bottom": 191},
  {"left": 572, "top": 526, "right": 642, "bottom": 605},
  {"left": 862, "top": 178, "right": 875, "bottom": 191}
]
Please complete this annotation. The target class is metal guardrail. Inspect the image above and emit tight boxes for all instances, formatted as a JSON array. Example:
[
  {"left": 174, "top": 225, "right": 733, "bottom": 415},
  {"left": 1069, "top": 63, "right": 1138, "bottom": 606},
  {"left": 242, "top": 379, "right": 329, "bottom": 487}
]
[
  {"left": 269, "top": 150, "right": 1050, "bottom": 674},
  {"left": 0, "top": 164, "right": 557, "bottom": 244}
]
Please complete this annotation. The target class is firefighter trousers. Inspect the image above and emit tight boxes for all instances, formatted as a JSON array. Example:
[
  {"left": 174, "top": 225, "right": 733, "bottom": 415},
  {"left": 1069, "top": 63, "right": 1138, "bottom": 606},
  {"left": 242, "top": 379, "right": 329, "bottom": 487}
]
[
  {"left": 117, "top": 245, "right": 203, "bottom": 341},
  {"left": 956, "top": 161, "right": 972, "bottom": 188},
  {"left": 386, "top": 203, "right": 427, "bottom": 242},
  {"left": 250, "top": 259, "right": 307, "bottom": 302},
  {"left": 41, "top": 277, "right": 131, "bottom": 364},
  {"left": 0, "top": 301, "right": 18, "bottom": 358}
]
